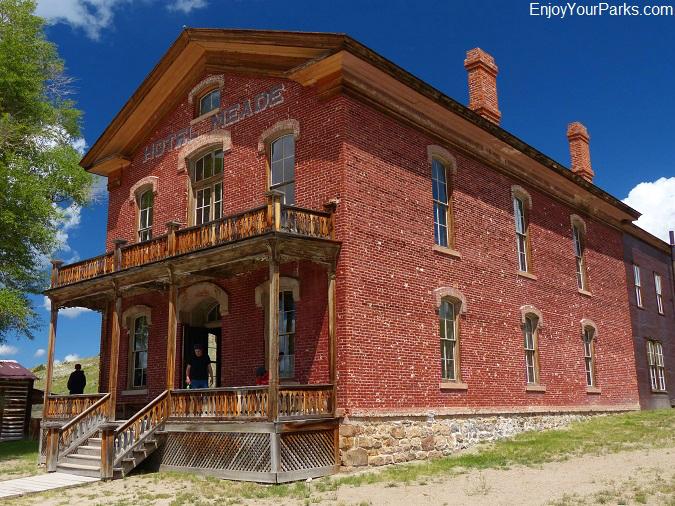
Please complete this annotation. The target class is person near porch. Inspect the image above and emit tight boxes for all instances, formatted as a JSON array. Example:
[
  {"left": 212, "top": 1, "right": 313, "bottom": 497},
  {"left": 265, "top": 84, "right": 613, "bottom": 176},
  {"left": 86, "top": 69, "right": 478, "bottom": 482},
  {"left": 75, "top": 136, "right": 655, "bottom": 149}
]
[
  {"left": 255, "top": 365, "right": 269, "bottom": 385},
  {"left": 186, "top": 343, "right": 213, "bottom": 389},
  {"left": 67, "top": 364, "right": 86, "bottom": 395}
]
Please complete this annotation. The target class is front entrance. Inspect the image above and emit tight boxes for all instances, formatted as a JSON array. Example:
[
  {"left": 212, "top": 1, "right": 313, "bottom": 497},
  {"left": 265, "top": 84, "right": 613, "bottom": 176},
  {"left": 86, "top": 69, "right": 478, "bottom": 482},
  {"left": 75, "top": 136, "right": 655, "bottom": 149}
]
[{"left": 182, "top": 326, "right": 221, "bottom": 388}]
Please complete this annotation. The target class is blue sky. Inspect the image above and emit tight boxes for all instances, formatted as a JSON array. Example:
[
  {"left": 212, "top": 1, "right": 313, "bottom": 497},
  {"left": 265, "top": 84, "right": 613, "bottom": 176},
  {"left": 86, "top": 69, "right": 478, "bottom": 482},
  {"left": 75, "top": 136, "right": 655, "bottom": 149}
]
[{"left": 1, "top": 0, "right": 673, "bottom": 368}]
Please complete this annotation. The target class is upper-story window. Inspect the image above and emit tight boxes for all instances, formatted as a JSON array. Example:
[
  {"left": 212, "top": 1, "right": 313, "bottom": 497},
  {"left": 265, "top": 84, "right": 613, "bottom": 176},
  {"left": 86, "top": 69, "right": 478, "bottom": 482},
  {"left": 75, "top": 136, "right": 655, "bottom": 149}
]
[
  {"left": 523, "top": 314, "right": 540, "bottom": 384},
  {"left": 583, "top": 326, "right": 596, "bottom": 387},
  {"left": 132, "top": 316, "right": 148, "bottom": 388},
  {"left": 198, "top": 88, "right": 220, "bottom": 117},
  {"left": 654, "top": 273, "right": 664, "bottom": 315},
  {"left": 633, "top": 264, "right": 643, "bottom": 308},
  {"left": 432, "top": 158, "right": 454, "bottom": 248},
  {"left": 572, "top": 222, "right": 588, "bottom": 291},
  {"left": 514, "top": 195, "right": 531, "bottom": 272},
  {"left": 193, "top": 149, "right": 224, "bottom": 225},
  {"left": 269, "top": 134, "right": 294, "bottom": 205},
  {"left": 646, "top": 340, "right": 666, "bottom": 392},
  {"left": 138, "top": 188, "right": 154, "bottom": 242},
  {"left": 439, "top": 298, "right": 460, "bottom": 381}
]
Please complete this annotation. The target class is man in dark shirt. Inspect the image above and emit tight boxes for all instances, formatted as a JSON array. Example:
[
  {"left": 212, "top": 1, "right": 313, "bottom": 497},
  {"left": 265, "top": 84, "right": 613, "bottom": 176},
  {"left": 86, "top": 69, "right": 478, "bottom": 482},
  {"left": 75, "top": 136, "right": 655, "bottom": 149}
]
[
  {"left": 186, "top": 343, "right": 213, "bottom": 389},
  {"left": 67, "top": 364, "right": 86, "bottom": 394}
]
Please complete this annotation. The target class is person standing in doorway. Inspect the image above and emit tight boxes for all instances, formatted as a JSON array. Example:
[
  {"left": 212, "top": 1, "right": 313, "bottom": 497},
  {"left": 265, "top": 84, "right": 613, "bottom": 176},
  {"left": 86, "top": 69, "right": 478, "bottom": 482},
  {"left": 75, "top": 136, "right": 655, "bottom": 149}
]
[
  {"left": 67, "top": 364, "right": 86, "bottom": 395},
  {"left": 186, "top": 343, "right": 213, "bottom": 389}
]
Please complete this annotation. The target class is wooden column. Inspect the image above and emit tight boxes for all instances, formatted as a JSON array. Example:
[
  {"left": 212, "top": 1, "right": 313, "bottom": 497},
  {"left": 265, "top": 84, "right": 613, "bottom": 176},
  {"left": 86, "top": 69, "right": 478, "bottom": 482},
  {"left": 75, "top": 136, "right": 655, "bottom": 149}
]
[
  {"left": 43, "top": 301, "right": 59, "bottom": 410},
  {"left": 267, "top": 248, "right": 280, "bottom": 422},
  {"left": 327, "top": 266, "right": 338, "bottom": 416},
  {"left": 166, "top": 269, "right": 178, "bottom": 391},
  {"left": 99, "top": 305, "right": 109, "bottom": 393},
  {"left": 265, "top": 191, "right": 283, "bottom": 232},
  {"left": 108, "top": 290, "right": 122, "bottom": 420}
]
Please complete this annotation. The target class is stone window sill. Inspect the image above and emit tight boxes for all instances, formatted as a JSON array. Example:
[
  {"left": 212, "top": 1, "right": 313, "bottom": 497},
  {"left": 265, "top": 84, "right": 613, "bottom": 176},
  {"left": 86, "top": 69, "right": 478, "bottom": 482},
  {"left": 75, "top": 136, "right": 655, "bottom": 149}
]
[
  {"left": 439, "top": 381, "right": 468, "bottom": 391},
  {"left": 578, "top": 289, "right": 593, "bottom": 297},
  {"left": 526, "top": 384, "right": 546, "bottom": 392},
  {"left": 433, "top": 245, "right": 462, "bottom": 259},
  {"left": 518, "top": 270, "right": 538, "bottom": 281},
  {"left": 122, "top": 389, "right": 147, "bottom": 396},
  {"left": 650, "top": 390, "right": 668, "bottom": 395},
  {"left": 586, "top": 386, "right": 602, "bottom": 394},
  {"left": 190, "top": 108, "right": 219, "bottom": 125}
]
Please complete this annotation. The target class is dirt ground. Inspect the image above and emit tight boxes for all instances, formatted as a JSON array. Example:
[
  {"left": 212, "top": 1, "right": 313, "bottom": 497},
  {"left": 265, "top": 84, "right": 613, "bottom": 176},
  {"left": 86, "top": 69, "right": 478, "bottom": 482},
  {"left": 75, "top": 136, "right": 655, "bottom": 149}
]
[{"left": 2, "top": 447, "right": 674, "bottom": 506}]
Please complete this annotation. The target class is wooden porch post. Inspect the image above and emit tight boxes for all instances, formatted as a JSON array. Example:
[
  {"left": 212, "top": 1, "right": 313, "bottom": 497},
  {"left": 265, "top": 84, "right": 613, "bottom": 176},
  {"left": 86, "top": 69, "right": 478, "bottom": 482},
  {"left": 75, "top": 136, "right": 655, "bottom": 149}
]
[
  {"left": 327, "top": 266, "right": 338, "bottom": 416},
  {"left": 166, "top": 268, "right": 178, "bottom": 391},
  {"left": 108, "top": 287, "right": 122, "bottom": 420},
  {"left": 267, "top": 246, "right": 280, "bottom": 422}
]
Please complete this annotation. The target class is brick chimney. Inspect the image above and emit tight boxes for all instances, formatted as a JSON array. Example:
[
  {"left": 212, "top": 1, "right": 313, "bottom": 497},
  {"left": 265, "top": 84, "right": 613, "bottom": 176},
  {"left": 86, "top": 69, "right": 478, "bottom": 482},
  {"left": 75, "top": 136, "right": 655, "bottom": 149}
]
[
  {"left": 464, "top": 48, "right": 501, "bottom": 125},
  {"left": 566, "top": 122, "right": 594, "bottom": 182}
]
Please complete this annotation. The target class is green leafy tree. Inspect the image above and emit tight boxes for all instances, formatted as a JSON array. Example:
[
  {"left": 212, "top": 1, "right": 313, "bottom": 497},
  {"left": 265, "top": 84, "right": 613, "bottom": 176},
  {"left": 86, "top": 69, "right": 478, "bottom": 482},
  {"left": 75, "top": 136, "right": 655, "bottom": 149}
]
[{"left": 0, "top": 0, "right": 95, "bottom": 341}]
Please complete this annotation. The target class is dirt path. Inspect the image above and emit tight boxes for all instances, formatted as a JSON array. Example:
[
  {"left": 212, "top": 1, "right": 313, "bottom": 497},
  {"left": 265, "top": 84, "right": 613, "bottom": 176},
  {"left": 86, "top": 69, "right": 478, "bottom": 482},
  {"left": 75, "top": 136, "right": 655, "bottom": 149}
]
[{"left": 2, "top": 447, "right": 674, "bottom": 505}]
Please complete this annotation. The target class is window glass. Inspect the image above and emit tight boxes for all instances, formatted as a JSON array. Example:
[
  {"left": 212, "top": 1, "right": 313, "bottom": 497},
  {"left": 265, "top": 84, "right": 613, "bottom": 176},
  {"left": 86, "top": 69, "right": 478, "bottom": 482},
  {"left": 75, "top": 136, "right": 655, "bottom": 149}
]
[
  {"left": 199, "top": 89, "right": 220, "bottom": 117},
  {"left": 573, "top": 224, "right": 587, "bottom": 290},
  {"left": 647, "top": 340, "right": 666, "bottom": 391},
  {"left": 270, "top": 135, "right": 295, "bottom": 205},
  {"left": 524, "top": 315, "right": 538, "bottom": 384},
  {"left": 193, "top": 149, "right": 224, "bottom": 224},
  {"left": 133, "top": 316, "right": 148, "bottom": 387},
  {"left": 439, "top": 299, "right": 457, "bottom": 381},
  {"left": 278, "top": 290, "right": 295, "bottom": 378},
  {"left": 432, "top": 159, "right": 450, "bottom": 248},
  {"left": 138, "top": 189, "right": 153, "bottom": 242},
  {"left": 655, "top": 273, "right": 664, "bottom": 314},
  {"left": 583, "top": 327, "right": 595, "bottom": 387},
  {"left": 514, "top": 197, "right": 529, "bottom": 272},
  {"left": 633, "top": 264, "right": 642, "bottom": 307}
]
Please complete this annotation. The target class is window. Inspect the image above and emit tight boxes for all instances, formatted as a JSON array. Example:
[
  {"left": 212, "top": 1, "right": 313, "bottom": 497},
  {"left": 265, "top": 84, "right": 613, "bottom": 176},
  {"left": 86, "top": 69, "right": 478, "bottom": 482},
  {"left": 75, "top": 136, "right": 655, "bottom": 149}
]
[
  {"left": 206, "top": 303, "right": 221, "bottom": 323},
  {"left": 132, "top": 316, "right": 148, "bottom": 388},
  {"left": 646, "top": 340, "right": 666, "bottom": 392},
  {"left": 633, "top": 264, "right": 643, "bottom": 308},
  {"left": 279, "top": 290, "right": 295, "bottom": 379},
  {"left": 192, "top": 149, "right": 224, "bottom": 225},
  {"left": 432, "top": 158, "right": 455, "bottom": 248},
  {"left": 439, "top": 299, "right": 460, "bottom": 381},
  {"left": 654, "top": 273, "right": 664, "bottom": 315},
  {"left": 514, "top": 196, "right": 531, "bottom": 272},
  {"left": 572, "top": 223, "right": 587, "bottom": 290},
  {"left": 269, "top": 134, "right": 294, "bottom": 205},
  {"left": 523, "top": 315, "right": 539, "bottom": 384},
  {"left": 138, "top": 188, "right": 153, "bottom": 242},
  {"left": 583, "top": 326, "right": 596, "bottom": 387},
  {"left": 198, "top": 88, "right": 220, "bottom": 117}
]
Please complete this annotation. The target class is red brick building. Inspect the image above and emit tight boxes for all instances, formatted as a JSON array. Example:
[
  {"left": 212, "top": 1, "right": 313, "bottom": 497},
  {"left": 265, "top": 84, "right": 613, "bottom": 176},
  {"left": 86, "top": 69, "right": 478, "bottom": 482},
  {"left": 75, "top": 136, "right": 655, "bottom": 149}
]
[{"left": 42, "top": 30, "right": 648, "bottom": 480}]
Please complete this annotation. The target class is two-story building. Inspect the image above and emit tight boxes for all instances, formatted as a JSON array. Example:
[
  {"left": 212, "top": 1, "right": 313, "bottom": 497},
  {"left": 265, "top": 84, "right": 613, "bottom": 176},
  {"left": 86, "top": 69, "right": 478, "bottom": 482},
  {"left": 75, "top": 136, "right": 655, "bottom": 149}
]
[{"left": 40, "top": 29, "right": 650, "bottom": 482}]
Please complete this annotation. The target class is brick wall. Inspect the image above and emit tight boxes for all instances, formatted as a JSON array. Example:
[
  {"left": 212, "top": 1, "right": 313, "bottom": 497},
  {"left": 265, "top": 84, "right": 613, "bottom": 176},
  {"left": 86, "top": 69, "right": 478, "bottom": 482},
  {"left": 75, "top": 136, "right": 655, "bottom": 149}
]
[{"left": 622, "top": 233, "right": 675, "bottom": 409}]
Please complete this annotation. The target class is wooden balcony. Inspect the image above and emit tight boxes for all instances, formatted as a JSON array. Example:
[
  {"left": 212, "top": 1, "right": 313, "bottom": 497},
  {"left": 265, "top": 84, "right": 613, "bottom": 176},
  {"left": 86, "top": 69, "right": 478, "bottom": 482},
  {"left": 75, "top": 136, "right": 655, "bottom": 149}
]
[{"left": 48, "top": 195, "right": 337, "bottom": 310}]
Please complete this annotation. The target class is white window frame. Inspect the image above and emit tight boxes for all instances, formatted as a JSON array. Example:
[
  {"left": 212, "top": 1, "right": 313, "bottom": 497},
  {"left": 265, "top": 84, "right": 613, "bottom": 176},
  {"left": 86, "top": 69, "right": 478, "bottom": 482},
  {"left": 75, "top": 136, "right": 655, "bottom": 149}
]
[
  {"left": 439, "top": 298, "right": 460, "bottom": 381},
  {"left": 633, "top": 264, "right": 643, "bottom": 308},
  {"left": 198, "top": 88, "right": 220, "bottom": 117},
  {"left": 131, "top": 316, "right": 148, "bottom": 388},
  {"left": 646, "top": 340, "right": 666, "bottom": 392},
  {"left": 432, "top": 158, "right": 453, "bottom": 248},
  {"left": 278, "top": 290, "right": 295, "bottom": 379},
  {"left": 514, "top": 196, "right": 530, "bottom": 272},
  {"left": 654, "top": 273, "right": 664, "bottom": 315},
  {"left": 192, "top": 149, "right": 224, "bottom": 226},
  {"left": 572, "top": 223, "right": 587, "bottom": 290},
  {"left": 583, "top": 326, "right": 596, "bottom": 387},
  {"left": 524, "top": 315, "right": 539, "bottom": 384},
  {"left": 138, "top": 188, "right": 153, "bottom": 242},
  {"left": 269, "top": 134, "right": 295, "bottom": 205}
]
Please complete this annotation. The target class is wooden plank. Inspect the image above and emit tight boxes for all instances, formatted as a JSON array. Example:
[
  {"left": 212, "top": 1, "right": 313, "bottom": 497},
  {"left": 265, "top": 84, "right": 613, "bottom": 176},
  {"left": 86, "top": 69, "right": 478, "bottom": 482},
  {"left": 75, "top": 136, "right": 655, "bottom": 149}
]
[
  {"left": 108, "top": 294, "right": 122, "bottom": 419},
  {"left": 328, "top": 267, "right": 337, "bottom": 416},
  {"left": 267, "top": 249, "right": 280, "bottom": 422},
  {"left": 166, "top": 275, "right": 178, "bottom": 390},
  {"left": 270, "top": 432, "right": 280, "bottom": 475},
  {"left": 157, "top": 465, "right": 277, "bottom": 483},
  {"left": 43, "top": 306, "right": 58, "bottom": 409},
  {"left": 275, "top": 418, "right": 338, "bottom": 434},
  {"left": 164, "top": 421, "right": 275, "bottom": 433}
]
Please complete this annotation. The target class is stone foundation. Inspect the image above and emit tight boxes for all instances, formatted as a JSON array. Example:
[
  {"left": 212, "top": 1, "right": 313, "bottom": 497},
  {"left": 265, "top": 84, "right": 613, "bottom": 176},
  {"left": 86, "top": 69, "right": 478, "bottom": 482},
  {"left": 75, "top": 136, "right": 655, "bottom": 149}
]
[{"left": 339, "top": 412, "right": 593, "bottom": 467}]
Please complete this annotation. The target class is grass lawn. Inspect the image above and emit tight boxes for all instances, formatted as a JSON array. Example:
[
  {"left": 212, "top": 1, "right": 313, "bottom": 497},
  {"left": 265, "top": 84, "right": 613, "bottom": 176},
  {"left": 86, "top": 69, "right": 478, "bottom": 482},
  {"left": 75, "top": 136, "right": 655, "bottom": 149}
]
[{"left": 0, "top": 440, "right": 43, "bottom": 480}]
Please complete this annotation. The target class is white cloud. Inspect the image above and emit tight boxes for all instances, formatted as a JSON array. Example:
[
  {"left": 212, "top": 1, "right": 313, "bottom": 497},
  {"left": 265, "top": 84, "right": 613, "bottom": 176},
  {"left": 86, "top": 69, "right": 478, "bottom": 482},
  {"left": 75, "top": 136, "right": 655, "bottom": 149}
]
[
  {"left": 34, "top": 349, "right": 46, "bottom": 358},
  {"left": 623, "top": 177, "right": 675, "bottom": 243},
  {"left": 53, "top": 359, "right": 62, "bottom": 366},
  {"left": 71, "top": 137, "right": 87, "bottom": 154},
  {"left": 0, "top": 345, "right": 19, "bottom": 357},
  {"left": 167, "top": 0, "right": 208, "bottom": 14},
  {"left": 64, "top": 354, "right": 80, "bottom": 362},
  {"left": 36, "top": 0, "right": 209, "bottom": 40},
  {"left": 42, "top": 296, "right": 93, "bottom": 319}
]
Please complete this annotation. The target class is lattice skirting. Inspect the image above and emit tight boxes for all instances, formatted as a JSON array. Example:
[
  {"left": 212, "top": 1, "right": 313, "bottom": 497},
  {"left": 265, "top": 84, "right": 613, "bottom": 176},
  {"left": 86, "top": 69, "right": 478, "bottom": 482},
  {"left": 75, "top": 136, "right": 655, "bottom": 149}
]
[{"left": 280, "top": 430, "right": 335, "bottom": 472}]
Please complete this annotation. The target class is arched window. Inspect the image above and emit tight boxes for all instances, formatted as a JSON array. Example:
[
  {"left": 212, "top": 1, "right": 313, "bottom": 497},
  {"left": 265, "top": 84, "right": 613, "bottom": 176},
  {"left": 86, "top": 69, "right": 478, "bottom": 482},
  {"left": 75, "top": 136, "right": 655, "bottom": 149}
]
[
  {"left": 137, "top": 188, "right": 154, "bottom": 242},
  {"left": 206, "top": 303, "right": 221, "bottom": 324},
  {"left": 192, "top": 148, "right": 224, "bottom": 225},
  {"left": 523, "top": 314, "right": 539, "bottom": 385},
  {"left": 439, "top": 298, "right": 460, "bottom": 381},
  {"left": 132, "top": 316, "right": 148, "bottom": 388},
  {"left": 571, "top": 216, "right": 588, "bottom": 291},
  {"left": 512, "top": 186, "right": 532, "bottom": 273},
  {"left": 198, "top": 88, "right": 220, "bottom": 117},
  {"left": 432, "top": 157, "right": 454, "bottom": 248},
  {"left": 583, "top": 326, "right": 596, "bottom": 387},
  {"left": 269, "top": 134, "right": 295, "bottom": 205},
  {"left": 646, "top": 340, "right": 666, "bottom": 392}
]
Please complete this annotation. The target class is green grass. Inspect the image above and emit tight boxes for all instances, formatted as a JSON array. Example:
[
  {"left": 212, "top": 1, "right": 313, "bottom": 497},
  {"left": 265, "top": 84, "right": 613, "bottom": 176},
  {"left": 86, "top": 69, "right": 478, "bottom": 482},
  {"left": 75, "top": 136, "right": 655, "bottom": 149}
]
[
  {"left": 31, "top": 354, "right": 100, "bottom": 396},
  {"left": 0, "top": 440, "right": 42, "bottom": 479}
]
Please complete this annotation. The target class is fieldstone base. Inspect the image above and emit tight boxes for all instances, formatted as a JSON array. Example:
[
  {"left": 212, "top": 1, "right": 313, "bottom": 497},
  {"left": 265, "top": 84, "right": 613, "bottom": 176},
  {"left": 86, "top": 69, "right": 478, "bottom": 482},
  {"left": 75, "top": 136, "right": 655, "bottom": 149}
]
[{"left": 339, "top": 413, "right": 592, "bottom": 468}]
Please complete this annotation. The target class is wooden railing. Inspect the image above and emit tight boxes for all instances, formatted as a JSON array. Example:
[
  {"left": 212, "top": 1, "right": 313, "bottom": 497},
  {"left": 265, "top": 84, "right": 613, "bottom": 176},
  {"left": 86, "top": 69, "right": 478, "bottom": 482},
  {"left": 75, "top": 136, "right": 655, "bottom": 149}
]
[
  {"left": 44, "top": 394, "right": 107, "bottom": 420},
  {"left": 57, "top": 393, "right": 110, "bottom": 459},
  {"left": 278, "top": 384, "right": 333, "bottom": 418},
  {"left": 121, "top": 235, "right": 168, "bottom": 269},
  {"left": 51, "top": 194, "right": 336, "bottom": 289},
  {"left": 112, "top": 390, "right": 170, "bottom": 467},
  {"left": 53, "top": 253, "right": 114, "bottom": 288},
  {"left": 170, "top": 387, "right": 269, "bottom": 419}
]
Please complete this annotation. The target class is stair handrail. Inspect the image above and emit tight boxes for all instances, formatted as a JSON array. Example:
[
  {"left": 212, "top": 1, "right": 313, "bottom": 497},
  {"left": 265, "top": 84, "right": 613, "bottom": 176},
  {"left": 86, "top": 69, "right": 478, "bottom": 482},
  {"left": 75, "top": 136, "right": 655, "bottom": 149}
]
[
  {"left": 57, "top": 393, "right": 111, "bottom": 459},
  {"left": 112, "top": 390, "right": 170, "bottom": 467}
]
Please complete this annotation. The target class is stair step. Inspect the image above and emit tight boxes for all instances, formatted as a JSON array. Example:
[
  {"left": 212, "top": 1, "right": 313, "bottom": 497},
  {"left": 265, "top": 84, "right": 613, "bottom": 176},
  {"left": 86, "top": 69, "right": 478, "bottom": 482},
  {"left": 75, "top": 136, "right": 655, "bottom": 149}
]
[
  {"left": 64, "top": 454, "right": 100, "bottom": 465},
  {"left": 57, "top": 462, "right": 101, "bottom": 478},
  {"left": 88, "top": 438, "right": 102, "bottom": 447},
  {"left": 78, "top": 446, "right": 102, "bottom": 456}
]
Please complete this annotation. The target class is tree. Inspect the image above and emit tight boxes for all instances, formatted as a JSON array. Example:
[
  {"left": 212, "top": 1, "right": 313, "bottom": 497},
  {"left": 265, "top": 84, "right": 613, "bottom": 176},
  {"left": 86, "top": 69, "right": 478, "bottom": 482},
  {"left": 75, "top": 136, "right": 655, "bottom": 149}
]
[{"left": 0, "top": 0, "right": 95, "bottom": 341}]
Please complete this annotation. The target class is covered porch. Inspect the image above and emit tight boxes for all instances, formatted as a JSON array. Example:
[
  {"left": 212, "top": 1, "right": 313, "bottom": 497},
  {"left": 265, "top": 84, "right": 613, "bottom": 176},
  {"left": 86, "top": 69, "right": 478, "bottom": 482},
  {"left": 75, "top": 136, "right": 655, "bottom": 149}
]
[{"left": 39, "top": 193, "right": 341, "bottom": 482}]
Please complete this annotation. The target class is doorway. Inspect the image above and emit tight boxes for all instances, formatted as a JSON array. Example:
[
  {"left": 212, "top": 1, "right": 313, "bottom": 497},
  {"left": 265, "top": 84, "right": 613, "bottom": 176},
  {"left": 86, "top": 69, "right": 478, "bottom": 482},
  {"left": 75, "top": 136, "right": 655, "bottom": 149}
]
[{"left": 182, "top": 326, "right": 221, "bottom": 388}]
